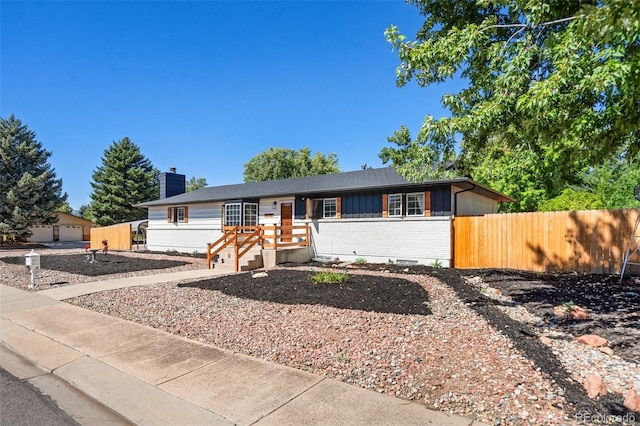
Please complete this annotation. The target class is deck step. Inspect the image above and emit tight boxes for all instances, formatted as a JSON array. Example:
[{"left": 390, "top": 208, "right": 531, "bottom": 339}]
[{"left": 210, "top": 246, "right": 263, "bottom": 271}]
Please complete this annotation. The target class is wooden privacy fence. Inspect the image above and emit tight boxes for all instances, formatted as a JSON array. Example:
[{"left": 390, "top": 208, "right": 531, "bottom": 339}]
[
  {"left": 453, "top": 209, "right": 640, "bottom": 274},
  {"left": 90, "top": 223, "right": 132, "bottom": 251}
]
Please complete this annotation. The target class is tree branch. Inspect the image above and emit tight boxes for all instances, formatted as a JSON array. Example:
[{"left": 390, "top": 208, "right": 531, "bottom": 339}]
[
  {"left": 505, "top": 25, "right": 527, "bottom": 46},
  {"left": 538, "top": 15, "right": 584, "bottom": 27},
  {"left": 481, "top": 14, "right": 583, "bottom": 33}
]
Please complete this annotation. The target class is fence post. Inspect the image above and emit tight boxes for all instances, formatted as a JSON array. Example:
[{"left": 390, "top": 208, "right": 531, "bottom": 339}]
[{"left": 234, "top": 244, "right": 239, "bottom": 272}]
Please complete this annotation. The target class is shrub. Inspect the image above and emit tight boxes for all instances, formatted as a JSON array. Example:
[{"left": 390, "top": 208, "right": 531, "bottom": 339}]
[
  {"left": 355, "top": 257, "right": 366, "bottom": 264},
  {"left": 430, "top": 259, "right": 443, "bottom": 268},
  {"left": 310, "top": 270, "right": 350, "bottom": 284}
]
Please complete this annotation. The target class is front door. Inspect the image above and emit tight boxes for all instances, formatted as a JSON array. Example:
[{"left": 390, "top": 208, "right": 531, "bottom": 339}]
[{"left": 281, "top": 203, "right": 292, "bottom": 242}]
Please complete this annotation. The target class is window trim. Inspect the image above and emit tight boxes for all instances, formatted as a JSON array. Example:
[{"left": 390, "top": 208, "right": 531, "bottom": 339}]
[
  {"left": 244, "top": 202, "right": 258, "bottom": 227},
  {"left": 387, "top": 193, "right": 403, "bottom": 217},
  {"left": 224, "top": 202, "right": 259, "bottom": 227},
  {"left": 323, "top": 198, "right": 337, "bottom": 218},
  {"left": 168, "top": 206, "right": 188, "bottom": 223},
  {"left": 224, "top": 203, "right": 242, "bottom": 226},
  {"left": 406, "top": 192, "right": 425, "bottom": 216}
]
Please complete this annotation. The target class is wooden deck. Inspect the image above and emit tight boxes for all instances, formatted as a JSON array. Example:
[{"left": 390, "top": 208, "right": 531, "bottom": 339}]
[{"left": 207, "top": 224, "right": 310, "bottom": 271}]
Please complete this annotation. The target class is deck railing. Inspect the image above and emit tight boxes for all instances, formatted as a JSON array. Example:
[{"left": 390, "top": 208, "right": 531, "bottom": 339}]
[
  {"left": 261, "top": 224, "right": 310, "bottom": 249},
  {"left": 206, "top": 224, "right": 310, "bottom": 270}
]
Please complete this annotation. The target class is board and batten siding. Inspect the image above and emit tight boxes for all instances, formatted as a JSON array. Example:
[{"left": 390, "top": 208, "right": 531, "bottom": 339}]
[{"left": 306, "top": 216, "right": 452, "bottom": 266}]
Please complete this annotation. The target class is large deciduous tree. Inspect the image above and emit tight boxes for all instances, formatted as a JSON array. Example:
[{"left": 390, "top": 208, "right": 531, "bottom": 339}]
[
  {"left": 381, "top": 0, "right": 639, "bottom": 211},
  {"left": 0, "top": 115, "right": 67, "bottom": 241},
  {"left": 539, "top": 148, "right": 640, "bottom": 211},
  {"left": 243, "top": 147, "right": 340, "bottom": 182},
  {"left": 89, "top": 137, "right": 158, "bottom": 226},
  {"left": 186, "top": 176, "right": 207, "bottom": 192}
]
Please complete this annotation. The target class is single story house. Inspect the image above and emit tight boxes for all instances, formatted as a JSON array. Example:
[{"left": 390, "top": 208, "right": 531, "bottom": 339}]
[
  {"left": 28, "top": 211, "right": 95, "bottom": 242},
  {"left": 136, "top": 167, "right": 513, "bottom": 268}
]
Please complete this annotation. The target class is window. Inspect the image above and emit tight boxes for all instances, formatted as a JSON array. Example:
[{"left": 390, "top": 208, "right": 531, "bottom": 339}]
[
  {"left": 406, "top": 193, "right": 425, "bottom": 216},
  {"left": 225, "top": 203, "right": 241, "bottom": 226},
  {"left": 244, "top": 203, "right": 258, "bottom": 227},
  {"left": 168, "top": 206, "right": 188, "bottom": 223},
  {"left": 308, "top": 197, "right": 341, "bottom": 219},
  {"left": 323, "top": 198, "right": 337, "bottom": 218},
  {"left": 388, "top": 194, "right": 402, "bottom": 217}
]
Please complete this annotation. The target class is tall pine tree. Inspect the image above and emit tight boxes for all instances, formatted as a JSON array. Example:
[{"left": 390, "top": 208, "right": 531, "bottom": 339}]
[
  {"left": 89, "top": 137, "right": 158, "bottom": 226},
  {"left": 0, "top": 115, "right": 67, "bottom": 241}
]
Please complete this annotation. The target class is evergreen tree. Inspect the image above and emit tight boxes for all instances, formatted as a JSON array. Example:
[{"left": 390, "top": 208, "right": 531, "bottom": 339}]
[
  {"left": 57, "top": 201, "right": 73, "bottom": 214},
  {"left": 77, "top": 204, "right": 92, "bottom": 220},
  {"left": 89, "top": 137, "right": 158, "bottom": 226},
  {"left": 0, "top": 115, "right": 67, "bottom": 241}
]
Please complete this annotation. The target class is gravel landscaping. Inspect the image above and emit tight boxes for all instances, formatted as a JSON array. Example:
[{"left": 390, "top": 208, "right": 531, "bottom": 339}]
[
  {"left": 0, "top": 250, "right": 202, "bottom": 288},
  {"left": 1, "top": 250, "right": 638, "bottom": 425}
]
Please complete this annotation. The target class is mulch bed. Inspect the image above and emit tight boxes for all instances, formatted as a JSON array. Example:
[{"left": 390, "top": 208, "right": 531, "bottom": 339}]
[
  {"left": 178, "top": 269, "right": 432, "bottom": 316},
  {"left": 464, "top": 270, "right": 640, "bottom": 364},
  {"left": 0, "top": 254, "right": 189, "bottom": 277}
]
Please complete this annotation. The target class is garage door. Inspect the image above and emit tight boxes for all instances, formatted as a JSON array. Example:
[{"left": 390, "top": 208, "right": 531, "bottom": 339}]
[
  {"left": 28, "top": 225, "right": 53, "bottom": 242},
  {"left": 59, "top": 225, "right": 83, "bottom": 241}
]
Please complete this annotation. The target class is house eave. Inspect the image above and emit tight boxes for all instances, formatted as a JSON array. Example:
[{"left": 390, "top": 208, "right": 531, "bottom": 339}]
[{"left": 134, "top": 169, "right": 514, "bottom": 208}]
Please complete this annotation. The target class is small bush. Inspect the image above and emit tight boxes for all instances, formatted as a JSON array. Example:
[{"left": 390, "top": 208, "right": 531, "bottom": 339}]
[
  {"left": 310, "top": 270, "right": 350, "bottom": 284},
  {"left": 355, "top": 257, "right": 367, "bottom": 264},
  {"left": 335, "top": 353, "right": 350, "bottom": 363}
]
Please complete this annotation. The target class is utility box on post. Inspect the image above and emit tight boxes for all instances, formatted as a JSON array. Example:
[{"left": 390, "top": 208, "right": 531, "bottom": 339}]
[{"left": 25, "top": 249, "right": 41, "bottom": 288}]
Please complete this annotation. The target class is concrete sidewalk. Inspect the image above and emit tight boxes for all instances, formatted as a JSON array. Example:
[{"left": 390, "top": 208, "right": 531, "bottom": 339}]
[{"left": 1, "top": 274, "right": 486, "bottom": 426}]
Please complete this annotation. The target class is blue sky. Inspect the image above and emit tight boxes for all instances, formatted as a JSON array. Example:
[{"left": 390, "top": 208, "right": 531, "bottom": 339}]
[{"left": 2, "top": 1, "right": 460, "bottom": 210}]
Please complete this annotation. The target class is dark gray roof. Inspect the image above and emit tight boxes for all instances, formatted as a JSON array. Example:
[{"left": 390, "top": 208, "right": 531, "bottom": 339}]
[{"left": 135, "top": 167, "right": 514, "bottom": 207}]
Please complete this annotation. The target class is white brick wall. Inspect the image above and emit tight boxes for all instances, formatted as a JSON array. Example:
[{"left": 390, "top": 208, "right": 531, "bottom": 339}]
[{"left": 306, "top": 216, "right": 452, "bottom": 266}]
